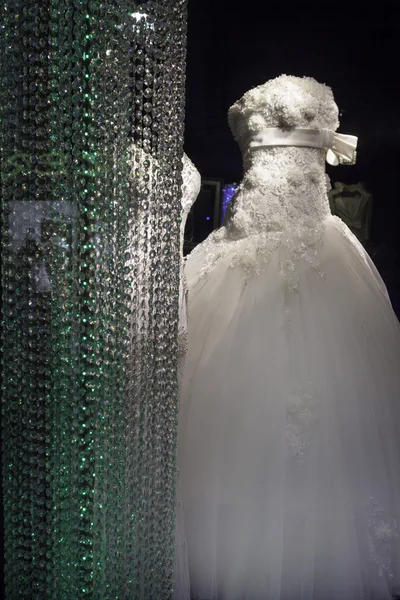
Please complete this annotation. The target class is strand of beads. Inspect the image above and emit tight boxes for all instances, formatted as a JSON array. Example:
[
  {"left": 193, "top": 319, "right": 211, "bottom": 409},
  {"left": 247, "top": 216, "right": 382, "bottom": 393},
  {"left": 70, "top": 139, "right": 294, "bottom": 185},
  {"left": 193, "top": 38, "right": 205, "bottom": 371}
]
[{"left": 1, "top": 1, "right": 188, "bottom": 598}]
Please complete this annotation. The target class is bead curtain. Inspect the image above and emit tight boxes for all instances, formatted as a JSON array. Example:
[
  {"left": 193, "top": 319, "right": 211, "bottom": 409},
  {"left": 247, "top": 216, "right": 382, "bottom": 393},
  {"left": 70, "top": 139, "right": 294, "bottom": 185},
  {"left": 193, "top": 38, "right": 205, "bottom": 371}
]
[{"left": 0, "top": 0, "right": 187, "bottom": 598}]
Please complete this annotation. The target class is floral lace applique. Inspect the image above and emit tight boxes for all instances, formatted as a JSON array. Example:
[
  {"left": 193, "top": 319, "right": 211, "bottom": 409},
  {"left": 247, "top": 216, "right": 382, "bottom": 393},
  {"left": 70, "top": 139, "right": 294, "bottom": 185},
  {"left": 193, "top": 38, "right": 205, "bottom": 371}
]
[
  {"left": 369, "top": 497, "right": 398, "bottom": 579},
  {"left": 181, "top": 154, "right": 201, "bottom": 252},
  {"left": 181, "top": 155, "right": 201, "bottom": 219},
  {"left": 285, "top": 382, "right": 317, "bottom": 463},
  {"left": 188, "top": 149, "right": 329, "bottom": 293},
  {"left": 227, "top": 76, "right": 340, "bottom": 150},
  {"left": 188, "top": 76, "right": 345, "bottom": 293}
]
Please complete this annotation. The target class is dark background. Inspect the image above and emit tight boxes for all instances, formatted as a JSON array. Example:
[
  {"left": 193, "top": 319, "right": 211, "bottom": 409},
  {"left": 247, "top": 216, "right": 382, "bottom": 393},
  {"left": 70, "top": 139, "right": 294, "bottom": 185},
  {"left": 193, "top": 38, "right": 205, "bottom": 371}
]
[
  {"left": 183, "top": 0, "right": 400, "bottom": 314},
  {"left": 1, "top": 1, "right": 399, "bottom": 595}
]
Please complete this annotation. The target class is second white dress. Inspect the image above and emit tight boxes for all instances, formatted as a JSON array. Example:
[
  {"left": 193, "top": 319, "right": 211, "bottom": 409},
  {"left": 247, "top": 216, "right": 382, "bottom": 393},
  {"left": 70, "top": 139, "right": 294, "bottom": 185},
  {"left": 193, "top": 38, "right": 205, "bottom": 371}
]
[{"left": 177, "top": 75, "right": 400, "bottom": 600}]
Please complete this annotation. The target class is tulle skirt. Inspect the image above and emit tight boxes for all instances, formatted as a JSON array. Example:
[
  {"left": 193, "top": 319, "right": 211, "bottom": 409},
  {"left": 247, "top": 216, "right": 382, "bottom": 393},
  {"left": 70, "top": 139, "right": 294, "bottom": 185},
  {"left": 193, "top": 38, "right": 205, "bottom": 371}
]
[{"left": 176, "top": 216, "right": 400, "bottom": 600}]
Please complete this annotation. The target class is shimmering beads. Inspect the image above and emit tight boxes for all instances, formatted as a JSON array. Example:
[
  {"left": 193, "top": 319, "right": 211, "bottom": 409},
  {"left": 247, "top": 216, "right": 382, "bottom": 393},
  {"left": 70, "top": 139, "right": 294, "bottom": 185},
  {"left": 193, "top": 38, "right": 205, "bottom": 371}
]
[{"left": 1, "top": 1, "right": 188, "bottom": 598}]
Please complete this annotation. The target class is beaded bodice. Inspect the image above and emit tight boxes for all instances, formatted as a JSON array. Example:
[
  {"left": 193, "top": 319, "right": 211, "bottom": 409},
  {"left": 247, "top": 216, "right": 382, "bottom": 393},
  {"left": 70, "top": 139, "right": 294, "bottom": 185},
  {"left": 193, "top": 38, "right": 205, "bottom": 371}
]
[
  {"left": 226, "top": 146, "right": 330, "bottom": 239},
  {"left": 181, "top": 154, "right": 201, "bottom": 252},
  {"left": 188, "top": 75, "right": 360, "bottom": 290},
  {"left": 225, "top": 75, "right": 339, "bottom": 237}
]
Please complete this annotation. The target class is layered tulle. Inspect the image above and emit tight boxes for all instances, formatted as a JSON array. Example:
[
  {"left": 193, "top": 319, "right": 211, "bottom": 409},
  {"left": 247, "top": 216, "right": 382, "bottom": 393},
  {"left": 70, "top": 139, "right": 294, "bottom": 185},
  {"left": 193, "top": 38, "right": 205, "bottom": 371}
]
[{"left": 176, "top": 216, "right": 400, "bottom": 600}]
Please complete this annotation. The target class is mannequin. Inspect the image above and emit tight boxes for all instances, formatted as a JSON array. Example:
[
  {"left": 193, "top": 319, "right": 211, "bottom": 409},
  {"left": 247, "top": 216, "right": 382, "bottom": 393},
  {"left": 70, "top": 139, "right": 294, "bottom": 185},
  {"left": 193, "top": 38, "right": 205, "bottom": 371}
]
[{"left": 328, "top": 181, "right": 373, "bottom": 243}]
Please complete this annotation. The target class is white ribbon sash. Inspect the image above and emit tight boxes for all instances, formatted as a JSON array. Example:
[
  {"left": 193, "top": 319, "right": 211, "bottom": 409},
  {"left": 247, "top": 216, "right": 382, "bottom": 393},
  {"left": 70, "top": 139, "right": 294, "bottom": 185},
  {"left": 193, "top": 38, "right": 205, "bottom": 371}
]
[{"left": 247, "top": 128, "right": 358, "bottom": 166}]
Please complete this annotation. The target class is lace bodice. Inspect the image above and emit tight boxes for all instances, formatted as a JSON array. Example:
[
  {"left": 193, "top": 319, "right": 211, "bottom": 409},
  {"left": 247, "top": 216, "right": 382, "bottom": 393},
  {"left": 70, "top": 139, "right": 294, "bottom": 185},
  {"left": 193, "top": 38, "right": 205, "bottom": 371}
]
[
  {"left": 181, "top": 154, "right": 201, "bottom": 252},
  {"left": 188, "top": 75, "right": 362, "bottom": 290},
  {"left": 225, "top": 75, "right": 339, "bottom": 237},
  {"left": 226, "top": 146, "right": 330, "bottom": 239},
  {"left": 228, "top": 75, "right": 339, "bottom": 154}
]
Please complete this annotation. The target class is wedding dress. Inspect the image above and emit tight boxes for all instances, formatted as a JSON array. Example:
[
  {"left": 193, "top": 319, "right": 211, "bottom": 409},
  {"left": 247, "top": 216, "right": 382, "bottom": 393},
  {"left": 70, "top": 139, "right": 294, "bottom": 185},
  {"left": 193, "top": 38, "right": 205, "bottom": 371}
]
[
  {"left": 176, "top": 76, "right": 400, "bottom": 600},
  {"left": 126, "top": 147, "right": 201, "bottom": 599},
  {"left": 174, "top": 154, "right": 201, "bottom": 600}
]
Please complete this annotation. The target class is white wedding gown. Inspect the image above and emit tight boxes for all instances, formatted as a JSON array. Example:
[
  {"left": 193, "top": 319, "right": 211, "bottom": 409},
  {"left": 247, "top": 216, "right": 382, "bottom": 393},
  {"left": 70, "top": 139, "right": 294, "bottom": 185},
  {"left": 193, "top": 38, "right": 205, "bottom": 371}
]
[
  {"left": 176, "top": 76, "right": 400, "bottom": 600},
  {"left": 174, "top": 154, "right": 201, "bottom": 600},
  {"left": 126, "top": 147, "right": 201, "bottom": 599}
]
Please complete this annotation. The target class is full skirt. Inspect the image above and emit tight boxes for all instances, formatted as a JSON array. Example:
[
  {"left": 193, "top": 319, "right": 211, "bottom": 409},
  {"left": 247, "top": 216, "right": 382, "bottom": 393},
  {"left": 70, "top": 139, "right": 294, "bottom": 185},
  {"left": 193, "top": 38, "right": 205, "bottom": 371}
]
[{"left": 176, "top": 216, "right": 400, "bottom": 600}]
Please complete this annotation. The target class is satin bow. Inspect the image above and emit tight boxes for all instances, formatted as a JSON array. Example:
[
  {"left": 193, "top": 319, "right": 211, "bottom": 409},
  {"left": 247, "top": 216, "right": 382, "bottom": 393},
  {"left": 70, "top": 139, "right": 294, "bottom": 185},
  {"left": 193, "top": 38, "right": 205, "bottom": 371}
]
[{"left": 323, "top": 130, "right": 358, "bottom": 167}]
